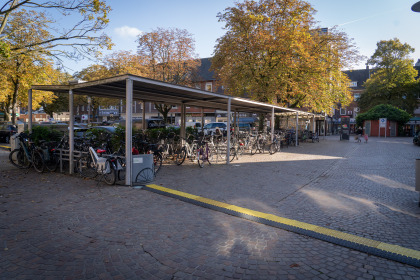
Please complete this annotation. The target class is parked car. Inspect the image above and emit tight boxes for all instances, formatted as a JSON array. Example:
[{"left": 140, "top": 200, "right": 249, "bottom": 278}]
[
  {"left": 203, "top": 122, "right": 227, "bottom": 135},
  {"left": 186, "top": 122, "right": 202, "bottom": 129},
  {"left": 0, "top": 123, "right": 17, "bottom": 143},
  {"left": 232, "top": 123, "right": 252, "bottom": 132},
  {"left": 146, "top": 118, "right": 166, "bottom": 129}
]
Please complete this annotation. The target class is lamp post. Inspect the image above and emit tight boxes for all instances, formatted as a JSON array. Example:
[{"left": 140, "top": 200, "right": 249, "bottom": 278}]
[{"left": 412, "top": 1, "right": 420, "bottom": 12}]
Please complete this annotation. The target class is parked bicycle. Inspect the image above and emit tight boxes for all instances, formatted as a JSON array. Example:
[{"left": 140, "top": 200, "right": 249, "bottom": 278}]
[
  {"left": 9, "top": 133, "right": 45, "bottom": 173},
  {"left": 196, "top": 137, "right": 212, "bottom": 168},
  {"left": 77, "top": 147, "right": 117, "bottom": 185}
]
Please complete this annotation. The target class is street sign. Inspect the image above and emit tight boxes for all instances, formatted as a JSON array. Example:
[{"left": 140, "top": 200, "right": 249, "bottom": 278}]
[{"left": 379, "top": 118, "right": 387, "bottom": 128}]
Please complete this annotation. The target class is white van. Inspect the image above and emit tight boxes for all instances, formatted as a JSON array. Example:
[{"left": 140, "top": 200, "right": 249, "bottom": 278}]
[{"left": 186, "top": 122, "right": 202, "bottom": 129}]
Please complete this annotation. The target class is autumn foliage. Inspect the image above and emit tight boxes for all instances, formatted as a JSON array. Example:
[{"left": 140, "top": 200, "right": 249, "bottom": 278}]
[{"left": 212, "top": 0, "right": 361, "bottom": 112}]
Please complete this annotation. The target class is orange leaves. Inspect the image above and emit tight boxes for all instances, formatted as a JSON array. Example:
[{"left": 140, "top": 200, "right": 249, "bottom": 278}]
[{"left": 213, "top": 0, "right": 358, "bottom": 112}]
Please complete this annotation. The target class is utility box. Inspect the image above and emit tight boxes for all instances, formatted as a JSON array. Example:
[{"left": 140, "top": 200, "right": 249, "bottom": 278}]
[
  {"left": 132, "top": 154, "right": 154, "bottom": 186},
  {"left": 10, "top": 134, "right": 20, "bottom": 150}
]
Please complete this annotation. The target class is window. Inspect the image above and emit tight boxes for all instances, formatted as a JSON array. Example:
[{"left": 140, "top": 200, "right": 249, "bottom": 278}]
[
  {"left": 205, "top": 82, "right": 212, "bottom": 92},
  {"left": 81, "top": 105, "right": 84, "bottom": 111},
  {"left": 195, "top": 83, "right": 201, "bottom": 89},
  {"left": 172, "top": 105, "right": 178, "bottom": 109},
  {"left": 349, "top": 81, "right": 357, "bottom": 87},
  {"left": 354, "top": 93, "right": 360, "bottom": 101},
  {"left": 340, "top": 108, "right": 346, "bottom": 115}
]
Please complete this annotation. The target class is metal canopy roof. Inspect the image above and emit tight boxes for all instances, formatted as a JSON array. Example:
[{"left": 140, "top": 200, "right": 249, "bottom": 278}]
[{"left": 32, "top": 74, "right": 314, "bottom": 116}]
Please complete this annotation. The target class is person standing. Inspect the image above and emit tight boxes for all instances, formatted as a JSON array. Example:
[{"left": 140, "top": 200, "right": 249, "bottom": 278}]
[{"left": 356, "top": 127, "right": 362, "bottom": 143}]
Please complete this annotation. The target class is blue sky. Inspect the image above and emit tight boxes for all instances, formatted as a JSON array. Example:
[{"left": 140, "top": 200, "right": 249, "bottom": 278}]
[{"left": 63, "top": 0, "right": 420, "bottom": 74}]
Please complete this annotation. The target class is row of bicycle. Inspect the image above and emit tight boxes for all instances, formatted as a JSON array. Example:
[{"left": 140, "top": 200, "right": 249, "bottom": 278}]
[{"left": 8, "top": 129, "right": 319, "bottom": 185}]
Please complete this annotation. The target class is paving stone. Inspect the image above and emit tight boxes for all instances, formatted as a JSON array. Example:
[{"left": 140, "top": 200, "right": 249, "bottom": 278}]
[{"left": 0, "top": 137, "right": 420, "bottom": 279}]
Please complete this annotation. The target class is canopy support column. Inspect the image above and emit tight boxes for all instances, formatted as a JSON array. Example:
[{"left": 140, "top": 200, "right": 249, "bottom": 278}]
[
  {"left": 142, "top": 101, "right": 146, "bottom": 130},
  {"left": 125, "top": 79, "right": 133, "bottom": 186},
  {"left": 180, "top": 104, "right": 186, "bottom": 138},
  {"left": 201, "top": 107, "right": 204, "bottom": 133},
  {"left": 28, "top": 89, "right": 32, "bottom": 133},
  {"left": 271, "top": 107, "right": 275, "bottom": 142},
  {"left": 69, "top": 89, "right": 74, "bottom": 174},
  {"left": 295, "top": 112, "right": 299, "bottom": 147},
  {"left": 233, "top": 110, "right": 237, "bottom": 137},
  {"left": 313, "top": 114, "right": 316, "bottom": 133},
  {"left": 226, "top": 98, "right": 231, "bottom": 164},
  {"left": 88, "top": 97, "right": 91, "bottom": 125}
]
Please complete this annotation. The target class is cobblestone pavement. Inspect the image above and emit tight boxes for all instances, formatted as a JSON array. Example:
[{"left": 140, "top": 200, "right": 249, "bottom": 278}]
[{"left": 1, "top": 136, "right": 420, "bottom": 279}]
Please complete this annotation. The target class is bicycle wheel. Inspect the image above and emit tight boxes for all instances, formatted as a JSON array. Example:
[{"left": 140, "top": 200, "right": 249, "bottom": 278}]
[
  {"left": 175, "top": 147, "right": 187, "bottom": 166},
  {"left": 103, "top": 159, "right": 116, "bottom": 185},
  {"left": 44, "top": 151, "right": 59, "bottom": 172},
  {"left": 77, "top": 155, "right": 97, "bottom": 178},
  {"left": 229, "top": 147, "right": 236, "bottom": 162},
  {"left": 269, "top": 143, "right": 277, "bottom": 155},
  {"left": 197, "top": 148, "right": 204, "bottom": 168},
  {"left": 32, "top": 150, "right": 45, "bottom": 173},
  {"left": 153, "top": 152, "right": 163, "bottom": 174},
  {"left": 135, "top": 167, "right": 154, "bottom": 184},
  {"left": 9, "top": 148, "right": 30, "bottom": 169},
  {"left": 259, "top": 141, "right": 265, "bottom": 154},
  {"left": 116, "top": 157, "right": 126, "bottom": 181},
  {"left": 250, "top": 142, "right": 258, "bottom": 155},
  {"left": 206, "top": 145, "right": 212, "bottom": 165}
]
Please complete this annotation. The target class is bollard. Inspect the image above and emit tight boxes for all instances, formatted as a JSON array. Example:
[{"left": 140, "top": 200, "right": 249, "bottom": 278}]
[{"left": 416, "top": 159, "right": 420, "bottom": 207}]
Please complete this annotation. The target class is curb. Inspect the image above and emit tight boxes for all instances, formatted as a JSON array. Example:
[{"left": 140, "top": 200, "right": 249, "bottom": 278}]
[{"left": 143, "top": 184, "right": 420, "bottom": 268}]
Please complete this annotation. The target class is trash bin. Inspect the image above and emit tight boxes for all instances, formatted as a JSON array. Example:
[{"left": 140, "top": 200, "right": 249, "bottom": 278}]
[{"left": 132, "top": 154, "right": 154, "bottom": 186}]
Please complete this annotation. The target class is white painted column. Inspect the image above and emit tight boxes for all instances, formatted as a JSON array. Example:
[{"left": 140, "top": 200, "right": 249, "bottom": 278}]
[
  {"left": 142, "top": 101, "right": 146, "bottom": 130},
  {"left": 181, "top": 104, "right": 186, "bottom": 138},
  {"left": 295, "top": 112, "right": 299, "bottom": 146},
  {"left": 87, "top": 96, "right": 91, "bottom": 125},
  {"left": 226, "top": 98, "right": 231, "bottom": 164},
  {"left": 313, "top": 115, "right": 316, "bottom": 133},
  {"left": 233, "top": 110, "right": 237, "bottom": 137},
  {"left": 271, "top": 107, "right": 275, "bottom": 142},
  {"left": 28, "top": 89, "right": 32, "bottom": 133},
  {"left": 125, "top": 79, "right": 133, "bottom": 186},
  {"left": 201, "top": 107, "right": 204, "bottom": 133},
  {"left": 69, "top": 89, "right": 74, "bottom": 174}
]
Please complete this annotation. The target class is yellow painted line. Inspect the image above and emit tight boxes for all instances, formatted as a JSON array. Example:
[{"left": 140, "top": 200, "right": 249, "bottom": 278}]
[
  {"left": 0, "top": 145, "right": 10, "bottom": 149},
  {"left": 145, "top": 184, "right": 420, "bottom": 261}
]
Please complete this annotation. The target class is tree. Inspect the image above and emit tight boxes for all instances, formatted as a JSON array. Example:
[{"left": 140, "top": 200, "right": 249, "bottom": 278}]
[
  {"left": 358, "top": 38, "right": 419, "bottom": 113},
  {"left": 0, "top": 0, "right": 112, "bottom": 61},
  {"left": 75, "top": 51, "right": 150, "bottom": 119},
  {"left": 137, "top": 27, "right": 201, "bottom": 123},
  {"left": 0, "top": 10, "right": 68, "bottom": 123},
  {"left": 211, "top": 0, "right": 360, "bottom": 112},
  {"left": 356, "top": 104, "right": 411, "bottom": 127},
  {"left": 102, "top": 50, "right": 146, "bottom": 76}
]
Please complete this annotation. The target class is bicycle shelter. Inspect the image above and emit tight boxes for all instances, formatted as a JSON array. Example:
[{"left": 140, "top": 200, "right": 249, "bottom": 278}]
[{"left": 29, "top": 74, "right": 323, "bottom": 186}]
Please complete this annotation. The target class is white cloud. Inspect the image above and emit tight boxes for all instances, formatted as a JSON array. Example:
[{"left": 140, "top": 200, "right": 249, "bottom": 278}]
[{"left": 114, "top": 26, "right": 143, "bottom": 38}]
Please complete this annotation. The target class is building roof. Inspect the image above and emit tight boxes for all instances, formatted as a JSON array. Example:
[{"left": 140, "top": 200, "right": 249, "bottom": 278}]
[
  {"left": 194, "top": 57, "right": 215, "bottom": 81},
  {"left": 343, "top": 68, "right": 370, "bottom": 90}
]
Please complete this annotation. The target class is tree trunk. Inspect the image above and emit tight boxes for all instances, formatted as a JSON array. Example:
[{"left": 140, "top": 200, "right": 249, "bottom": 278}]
[{"left": 11, "top": 78, "right": 19, "bottom": 125}]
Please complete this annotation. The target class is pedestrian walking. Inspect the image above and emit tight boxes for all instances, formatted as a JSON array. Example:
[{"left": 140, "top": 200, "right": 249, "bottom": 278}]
[
  {"left": 364, "top": 133, "right": 368, "bottom": 143},
  {"left": 356, "top": 127, "right": 362, "bottom": 143}
]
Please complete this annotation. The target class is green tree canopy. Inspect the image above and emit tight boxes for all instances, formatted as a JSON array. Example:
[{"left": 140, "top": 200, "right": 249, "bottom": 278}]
[
  {"left": 358, "top": 38, "right": 419, "bottom": 113},
  {"left": 211, "top": 0, "right": 361, "bottom": 112},
  {"left": 356, "top": 104, "right": 411, "bottom": 126}
]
